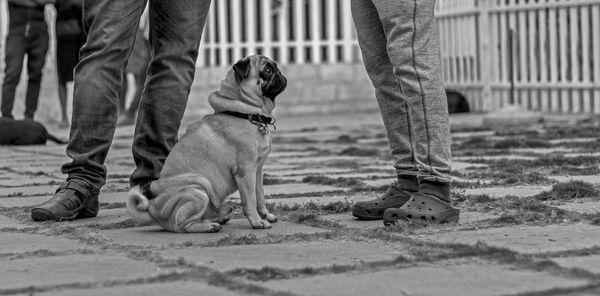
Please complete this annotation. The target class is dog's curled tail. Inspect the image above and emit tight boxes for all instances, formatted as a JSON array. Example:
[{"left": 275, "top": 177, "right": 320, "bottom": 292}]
[{"left": 126, "top": 186, "right": 154, "bottom": 223}]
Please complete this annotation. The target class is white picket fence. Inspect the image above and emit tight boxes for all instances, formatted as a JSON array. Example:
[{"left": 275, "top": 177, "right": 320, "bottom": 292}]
[
  {"left": 2, "top": 0, "right": 600, "bottom": 113},
  {"left": 437, "top": 0, "right": 600, "bottom": 113},
  {"left": 198, "top": 0, "right": 360, "bottom": 66}
]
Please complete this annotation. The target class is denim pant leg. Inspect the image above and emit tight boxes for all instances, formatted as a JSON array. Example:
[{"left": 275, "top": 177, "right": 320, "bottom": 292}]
[
  {"left": 1, "top": 32, "right": 26, "bottom": 119},
  {"left": 129, "top": 0, "right": 212, "bottom": 187},
  {"left": 62, "top": 0, "right": 147, "bottom": 189},
  {"left": 24, "top": 24, "right": 49, "bottom": 119},
  {"left": 352, "top": 0, "right": 452, "bottom": 183},
  {"left": 351, "top": 0, "right": 418, "bottom": 181}
]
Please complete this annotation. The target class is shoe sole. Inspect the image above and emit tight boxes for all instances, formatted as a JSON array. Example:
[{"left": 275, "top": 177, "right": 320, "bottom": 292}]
[
  {"left": 31, "top": 207, "right": 98, "bottom": 222},
  {"left": 31, "top": 208, "right": 78, "bottom": 222},
  {"left": 352, "top": 212, "right": 383, "bottom": 220},
  {"left": 383, "top": 209, "right": 460, "bottom": 226}
]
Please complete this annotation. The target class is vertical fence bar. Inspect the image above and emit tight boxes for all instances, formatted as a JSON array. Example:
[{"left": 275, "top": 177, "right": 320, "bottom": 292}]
[
  {"left": 479, "top": 0, "right": 493, "bottom": 111},
  {"left": 0, "top": 0, "right": 6, "bottom": 74},
  {"left": 261, "top": 0, "right": 272, "bottom": 58},
  {"left": 508, "top": 0, "right": 517, "bottom": 105},
  {"left": 569, "top": 5, "right": 581, "bottom": 113},
  {"left": 217, "top": 0, "right": 228, "bottom": 66},
  {"left": 489, "top": 4, "right": 500, "bottom": 110},
  {"left": 528, "top": 3, "right": 539, "bottom": 110},
  {"left": 559, "top": 4, "right": 569, "bottom": 112},
  {"left": 593, "top": 4, "right": 600, "bottom": 114},
  {"left": 293, "top": 0, "right": 305, "bottom": 63},
  {"left": 231, "top": 0, "right": 242, "bottom": 62},
  {"left": 246, "top": 0, "right": 257, "bottom": 56},
  {"left": 518, "top": 1, "right": 529, "bottom": 108},
  {"left": 581, "top": 5, "right": 591, "bottom": 113},
  {"left": 278, "top": 0, "right": 289, "bottom": 63},
  {"left": 208, "top": 3, "right": 218, "bottom": 67},
  {"left": 538, "top": 0, "right": 549, "bottom": 111},
  {"left": 341, "top": 0, "right": 354, "bottom": 63},
  {"left": 326, "top": 0, "right": 337, "bottom": 63},
  {"left": 549, "top": 2, "right": 559, "bottom": 112},
  {"left": 309, "top": 0, "right": 321, "bottom": 64}
]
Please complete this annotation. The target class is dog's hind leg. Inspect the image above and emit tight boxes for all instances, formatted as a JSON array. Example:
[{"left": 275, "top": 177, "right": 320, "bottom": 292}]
[{"left": 166, "top": 186, "right": 221, "bottom": 233}]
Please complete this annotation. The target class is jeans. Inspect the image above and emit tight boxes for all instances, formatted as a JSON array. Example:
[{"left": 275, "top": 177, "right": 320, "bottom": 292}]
[
  {"left": 1, "top": 21, "right": 49, "bottom": 119},
  {"left": 351, "top": 0, "right": 452, "bottom": 183},
  {"left": 61, "top": 0, "right": 212, "bottom": 189}
]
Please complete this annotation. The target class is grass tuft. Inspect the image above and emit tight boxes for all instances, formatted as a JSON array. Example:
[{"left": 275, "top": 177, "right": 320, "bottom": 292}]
[{"left": 534, "top": 181, "right": 599, "bottom": 201}]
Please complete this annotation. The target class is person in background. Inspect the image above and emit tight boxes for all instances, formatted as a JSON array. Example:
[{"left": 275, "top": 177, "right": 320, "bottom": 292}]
[
  {"left": 54, "top": 0, "right": 84, "bottom": 128},
  {"left": 117, "top": 5, "right": 150, "bottom": 127},
  {"left": 350, "top": 0, "right": 460, "bottom": 225},
  {"left": 31, "top": 1, "right": 212, "bottom": 222},
  {"left": 1, "top": 0, "right": 54, "bottom": 120}
]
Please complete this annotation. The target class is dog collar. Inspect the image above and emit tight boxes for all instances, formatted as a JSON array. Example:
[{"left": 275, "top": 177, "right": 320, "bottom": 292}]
[{"left": 221, "top": 111, "right": 276, "bottom": 135}]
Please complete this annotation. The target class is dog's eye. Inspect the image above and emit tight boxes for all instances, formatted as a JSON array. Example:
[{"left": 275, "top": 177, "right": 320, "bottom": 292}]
[{"left": 264, "top": 67, "right": 272, "bottom": 75}]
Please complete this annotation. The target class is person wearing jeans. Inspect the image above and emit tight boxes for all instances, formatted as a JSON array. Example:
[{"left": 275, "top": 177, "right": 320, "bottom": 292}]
[
  {"left": 31, "top": 0, "right": 212, "bottom": 221},
  {"left": 350, "top": 0, "right": 460, "bottom": 224},
  {"left": 1, "top": 0, "right": 53, "bottom": 120}
]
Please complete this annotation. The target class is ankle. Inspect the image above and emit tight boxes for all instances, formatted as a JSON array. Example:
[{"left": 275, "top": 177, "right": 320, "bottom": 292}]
[
  {"left": 419, "top": 179, "right": 451, "bottom": 203},
  {"left": 397, "top": 174, "right": 418, "bottom": 192}
]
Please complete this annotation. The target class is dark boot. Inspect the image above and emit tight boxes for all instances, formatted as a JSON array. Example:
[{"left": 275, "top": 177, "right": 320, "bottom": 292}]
[{"left": 31, "top": 179, "right": 99, "bottom": 221}]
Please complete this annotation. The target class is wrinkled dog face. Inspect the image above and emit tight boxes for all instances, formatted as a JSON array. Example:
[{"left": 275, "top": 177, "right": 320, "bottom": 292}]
[{"left": 233, "top": 55, "right": 288, "bottom": 101}]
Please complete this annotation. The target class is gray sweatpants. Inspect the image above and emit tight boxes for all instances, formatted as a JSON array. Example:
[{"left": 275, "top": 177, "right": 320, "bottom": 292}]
[{"left": 351, "top": 0, "right": 452, "bottom": 184}]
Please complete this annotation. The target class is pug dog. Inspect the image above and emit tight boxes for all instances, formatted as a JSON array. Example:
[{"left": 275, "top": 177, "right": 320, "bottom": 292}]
[{"left": 127, "top": 55, "right": 287, "bottom": 233}]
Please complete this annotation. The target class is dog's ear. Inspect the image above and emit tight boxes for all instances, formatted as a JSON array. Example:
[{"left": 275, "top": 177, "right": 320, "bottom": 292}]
[{"left": 233, "top": 57, "right": 251, "bottom": 83}]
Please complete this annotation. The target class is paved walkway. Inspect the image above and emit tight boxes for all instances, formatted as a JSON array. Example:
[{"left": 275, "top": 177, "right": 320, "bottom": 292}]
[{"left": 1, "top": 112, "right": 599, "bottom": 296}]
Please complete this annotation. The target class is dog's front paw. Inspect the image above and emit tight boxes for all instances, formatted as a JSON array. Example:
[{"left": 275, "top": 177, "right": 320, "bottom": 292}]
[
  {"left": 250, "top": 219, "right": 272, "bottom": 229},
  {"left": 264, "top": 213, "right": 278, "bottom": 223}
]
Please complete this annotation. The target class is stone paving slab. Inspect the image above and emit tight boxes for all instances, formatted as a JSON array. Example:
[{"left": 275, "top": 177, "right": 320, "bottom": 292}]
[
  {"left": 452, "top": 161, "right": 488, "bottom": 172},
  {"left": 0, "top": 233, "right": 92, "bottom": 254},
  {"left": 66, "top": 208, "right": 131, "bottom": 227},
  {"left": 41, "top": 282, "right": 243, "bottom": 296},
  {"left": 269, "top": 151, "right": 318, "bottom": 158},
  {"left": 549, "top": 175, "right": 600, "bottom": 184},
  {"left": 232, "top": 183, "right": 344, "bottom": 199},
  {"left": 6, "top": 165, "right": 63, "bottom": 176},
  {"left": 322, "top": 211, "right": 498, "bottom": 231},
  {"left": 277, "top": 156, "right": 374, "bottom": 165},
  {"left": 264, "top": 167, "right": 352, "bottom": 177},
  {"left": 0, "top": 185, "right": 56, "bottom": 197},
  {"left": 550, "top": 255, "right": 600, "bottom": 274},
  {"left": 556, "top": 200, "right": 600, "bottom": 214},
  {"left": 160, "top": 240, "right": 410, "bottom": 272},
  {"left": 420, "top": 223, "right": 600, "bottom": 254},
  {"left": 0, "top": 215, "right": 26, "bottom": 228},
  {"left": 462, "top": 185, "right": 552, "bottom": 198},
  {"left": 262, "top": 259, "right": 587, "bottom": 296},
  {"left": 0, "top": 254, "right": 173, "bottom": 291},
  {"left": 100, "top": 220, "right": 329, "bottom": 247},
  {"left": 454, "top": 155, "right": 537, "bottom": 161},
  {"left": 0, "top": 195, "right": 50, "bottom": 208},
  {"left": 266, "top": 194, "right": 370, "bottom": 207},
  {"left": 0, "top": 173, "right": 59, "bottom": 187},
  {"left": 361, "top": 178, "right": 395, "bottom": 187}
]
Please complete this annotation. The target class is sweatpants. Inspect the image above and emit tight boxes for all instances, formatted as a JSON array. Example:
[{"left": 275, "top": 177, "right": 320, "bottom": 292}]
[{"left": 351, "top": 0, "right": 452, "bottom": 186}]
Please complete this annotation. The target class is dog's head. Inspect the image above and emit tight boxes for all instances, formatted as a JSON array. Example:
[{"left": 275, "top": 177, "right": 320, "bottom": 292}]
[{"left": 232, "top": 55, "right": 287, "bottom": 104}]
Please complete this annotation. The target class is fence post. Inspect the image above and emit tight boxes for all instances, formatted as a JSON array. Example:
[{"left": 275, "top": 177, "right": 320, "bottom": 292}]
[
  {"left": 477, "top": 0, "right": 492, "bottom": 111},
  {"left": 0, "top": 0, "right": 7, "bottom": 76}
]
